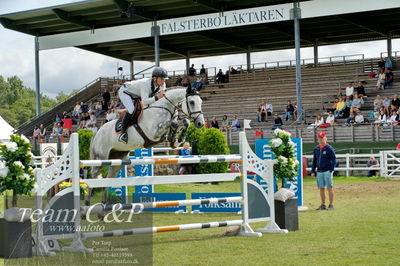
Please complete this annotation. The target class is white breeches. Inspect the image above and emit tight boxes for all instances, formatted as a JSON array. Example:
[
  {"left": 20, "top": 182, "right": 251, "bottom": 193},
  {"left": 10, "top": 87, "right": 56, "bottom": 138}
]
[{"left": 119, "top": 86, "right": 135, "bottom": 114}]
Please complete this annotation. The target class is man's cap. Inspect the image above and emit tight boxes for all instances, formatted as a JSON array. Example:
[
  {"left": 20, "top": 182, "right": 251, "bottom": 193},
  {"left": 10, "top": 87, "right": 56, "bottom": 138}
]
[{"left": 317, "top": 132, "right": 327, "bottom": 138}]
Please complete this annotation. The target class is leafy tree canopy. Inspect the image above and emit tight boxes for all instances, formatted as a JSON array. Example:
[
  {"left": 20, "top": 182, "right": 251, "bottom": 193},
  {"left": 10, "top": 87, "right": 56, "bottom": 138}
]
[{"left": 0, "top": 75, "right": 70, "bottom": 128}]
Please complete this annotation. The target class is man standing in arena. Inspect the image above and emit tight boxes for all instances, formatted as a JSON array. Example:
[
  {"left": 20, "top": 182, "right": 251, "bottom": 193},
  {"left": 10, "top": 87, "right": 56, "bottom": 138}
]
[
  {"left": 311, "top": 132, "right": 336, "bottom": 210},
  {"left": 118, "top": 67, "right": 168, "bottom": 143}
]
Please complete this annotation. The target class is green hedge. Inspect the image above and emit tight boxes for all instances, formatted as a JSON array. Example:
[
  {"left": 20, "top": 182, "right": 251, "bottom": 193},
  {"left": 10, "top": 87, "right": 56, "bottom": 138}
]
[
  {"left": 77, "top": 129, "right": 94, "bottom": 160},
  {"left": 186, "top": 124, "right": 230, "bottom": 174}
]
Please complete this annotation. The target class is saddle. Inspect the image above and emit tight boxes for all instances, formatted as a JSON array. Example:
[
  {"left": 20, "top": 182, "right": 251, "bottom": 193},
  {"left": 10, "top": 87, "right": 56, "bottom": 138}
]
[{"left": 115, "top": 98, "right": 143, "bottom": 133}]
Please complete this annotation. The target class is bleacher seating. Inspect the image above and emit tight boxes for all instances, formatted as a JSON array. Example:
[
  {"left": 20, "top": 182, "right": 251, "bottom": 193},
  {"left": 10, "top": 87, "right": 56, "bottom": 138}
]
[{"left": 23, "top": 55, "right": 400, "bottom": 147}]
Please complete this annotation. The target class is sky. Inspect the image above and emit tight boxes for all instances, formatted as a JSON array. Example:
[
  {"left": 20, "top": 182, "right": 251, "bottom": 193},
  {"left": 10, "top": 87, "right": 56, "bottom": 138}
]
[{"left": 0, "top": 0, "right": 399, "bottom": 98}]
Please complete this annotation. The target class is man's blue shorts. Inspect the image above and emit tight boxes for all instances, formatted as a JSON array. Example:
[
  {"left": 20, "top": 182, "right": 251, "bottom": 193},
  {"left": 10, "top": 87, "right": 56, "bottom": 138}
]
[{"left": 316, "top": 171, "right": 333, "bottom": 188}]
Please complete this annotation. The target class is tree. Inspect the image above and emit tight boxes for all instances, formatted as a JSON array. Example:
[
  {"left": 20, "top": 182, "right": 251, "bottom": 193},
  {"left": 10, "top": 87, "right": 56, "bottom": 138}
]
[{"left": 0, "top": 75, "right": 62, "bottom": 128}]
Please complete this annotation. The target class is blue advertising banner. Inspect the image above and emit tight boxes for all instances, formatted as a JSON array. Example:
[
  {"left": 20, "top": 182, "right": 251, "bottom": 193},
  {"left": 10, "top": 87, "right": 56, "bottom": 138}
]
[
  {"left": 133, "top": 148, "right": 154, "bottom": 194},
  {"left": 133, "top": 193, "right": 187, "bottom": 212},
  {"left": 255, "top": 138, "right": 303, "bottom": 206},
  {"left": 108, "top": 166, "right": 127, "bottom": 203},
  {"left": 191, "top": 193, "right": 241, "bottom": 212}
]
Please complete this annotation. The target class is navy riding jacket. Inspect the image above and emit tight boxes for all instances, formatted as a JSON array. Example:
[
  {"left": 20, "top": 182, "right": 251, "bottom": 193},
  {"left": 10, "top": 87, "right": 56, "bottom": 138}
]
[{"left": 311, "top": 144, "right": 336, "bottom": 173}]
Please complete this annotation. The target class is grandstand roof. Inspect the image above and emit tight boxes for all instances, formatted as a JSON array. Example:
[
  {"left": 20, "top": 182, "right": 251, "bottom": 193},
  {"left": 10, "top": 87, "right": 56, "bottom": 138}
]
[{"left": 1, "top": 0, "right": 399, "bottom": 61}]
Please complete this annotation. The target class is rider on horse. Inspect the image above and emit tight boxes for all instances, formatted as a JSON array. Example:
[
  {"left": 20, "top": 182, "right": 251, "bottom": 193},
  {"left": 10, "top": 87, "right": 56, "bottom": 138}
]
[{"left": 118, "top": 67, "right": 168, "bottom": 143}]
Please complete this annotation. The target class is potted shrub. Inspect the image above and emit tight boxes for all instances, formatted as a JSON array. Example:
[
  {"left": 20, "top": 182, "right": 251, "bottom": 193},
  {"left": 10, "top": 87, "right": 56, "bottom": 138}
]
[
  {"left": 270, "top": 128, "right": 299, "bottom": 231},
  {"left": 0, "top": 133, "right": 36, "bottom": 258}
]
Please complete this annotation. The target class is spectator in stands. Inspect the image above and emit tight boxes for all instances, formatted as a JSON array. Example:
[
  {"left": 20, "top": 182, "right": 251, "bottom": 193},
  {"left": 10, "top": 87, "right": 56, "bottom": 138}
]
[
  {"left": 103, "top": 89, "right": 111, "bottom": 109},
  {"left": 384, "top": 68, "right": 394, "bottom": 88},
  {"left": 78, "top": 113, "right": 89, "bottom": 129},
  {"left": 285, "top": 100, "right": 295, "bottom": 121},
  {"left": 39, "top": 124, "right": 46, "bottom": 138},
  {"left": 367, "top": 156, "right": 380, "bottom": 177},
  {"left": 72, "top": 102, "right": 81, "bottom": 118},
  {"left": 88, "top": 101, "right": 96, "bottom": 113},
  {"left": 204, "top": 118, "right": 211, "bottom": 129},
  {"left": 391, "top": 95, "right": 400, "bottom": 111},
  {"left": 200, "top": 64, "right": 206, "bottom": 75},
  {"left": 55, "top": 114, "right": 62, "bottom": 125},
  {"left": 334, "top": 97, "right": 346, "bottom": 118},
  {"left": 174, "top": 75, "right": 183, "bottom": 86},
  {"left": 179, "top": 142, "right": 192, "bottom": 175},
  {"left": 216, "top": 69, "right": 225, "bottom": 84},
  {"left": 106, "top": 109, "right": 117, "bottom": 122},
  {"left": 265, "top": 102, "right": 273, "bottom": 121},
  {"left": 378, "top": 57, "right": 385, "bottom": 70},
  {"left": 200, "top": 73, "right": 209, "bottom": 85},
  {"left": 355, "top": 81, "right": 366, "bottom": 97},
  {"left": 385, "top": 57, "right": 392, "bottom": 70},
  {"left": 211, "top": 117, "right": 219, "bottom": 129},
  {"left": 325, "top": 111, "right": 335, "bottom": 125},
  {"left": 327, "top": 98, "right": 339, "bottom": 113},
  {"left": 220, "top": 115, "right": 230, "bottom": 131},
  {"left": 374, "top": 110, "right": 387, "bottom": 127},
  {"left": 80, "top": 101, "right": 88, "bottom": 114},
  {"left": 87, "top": 111, "right": 97, "bottom": 126},
  {"left": 350, "top": 94, "right": 364, "bottom": 116},
  {"left": 374, "top": 95, "right": 383, "bottom": 112},
  {"left": 354, "top": 111, "right": 364, "bottom": 124},
  {"left": 231, "top": 116, "right": 241, "bottom": 132},
  {"left": 257, "top": 101, "right": 267, "bottom": 122},
  {"left": 272, "top": 113, "right": 283, "bottom": 130},
  {"left": 230, "top": 67, "right": 238, "bottom": 74},
  {"left": 308, "top": 114, "right": 324, "bottom": 128},
  {"left": 62, "top": 111, "right": 70, "bottom": 120},
  {"left": 192, "top": 76, "right": 203, "bottom": 91},
  {"left": 343, "top": 96, "right": 353, "bottom": 118},
  {"left": 293, "top": 101, "right": 298, "bottom": 120},
  {"left": 50, "top": 123, "right": 63, "bottom": 138},
  {"left": 96, "top": 101, "right": 106, "bottom": 116},
  {"left": 345, "top": 82, "right": 354, "bottom": 97},
  {"left": 382, "top": 96, "right": 391, "bottom": 116},
  {"left": 88, "top": 123, "right": 98, "bottom": 134},
  {"left": 388, "top": 110, "right": 399, "bottom": 125},
  {"left": 188, "top": 64, "right": 196, "bottom": 76},
  {"left": 33, "top": 126, "right": 41, "bottom": 139},
  {"left": 376, "top": 68, "right": 386, "bottom": 90}
]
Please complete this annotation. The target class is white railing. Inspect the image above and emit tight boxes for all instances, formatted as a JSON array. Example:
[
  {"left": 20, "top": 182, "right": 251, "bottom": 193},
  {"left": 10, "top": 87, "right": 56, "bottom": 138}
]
[
  {"left": 229, "top": 54, "right": 365, "bottom": 72},
  {"left": 304, "top": 150, "right": 400, "bottom": 177}
]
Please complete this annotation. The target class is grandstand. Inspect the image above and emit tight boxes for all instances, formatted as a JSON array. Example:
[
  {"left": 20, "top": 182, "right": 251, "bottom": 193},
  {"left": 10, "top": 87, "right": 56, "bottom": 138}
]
[{"left": 17, "top": 53, "right": 400, "bottom": 148}]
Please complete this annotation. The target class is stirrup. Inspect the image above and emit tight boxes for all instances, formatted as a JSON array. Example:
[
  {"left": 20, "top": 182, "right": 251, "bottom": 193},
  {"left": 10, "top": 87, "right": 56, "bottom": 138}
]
[{"left": 119, "top": 133, "right": 128, "bottom": 144}]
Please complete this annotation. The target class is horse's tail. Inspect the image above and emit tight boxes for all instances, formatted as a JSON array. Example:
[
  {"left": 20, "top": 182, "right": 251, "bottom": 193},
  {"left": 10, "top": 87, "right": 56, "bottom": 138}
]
[{"left": 89, "top": 133, "right": 102, "bottom": 179}]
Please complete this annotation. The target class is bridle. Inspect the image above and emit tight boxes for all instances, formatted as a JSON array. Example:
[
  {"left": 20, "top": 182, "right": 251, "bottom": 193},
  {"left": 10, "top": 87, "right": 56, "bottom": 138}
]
[{"left": 147, "top": 90, "right": 203, "bottom": 122}]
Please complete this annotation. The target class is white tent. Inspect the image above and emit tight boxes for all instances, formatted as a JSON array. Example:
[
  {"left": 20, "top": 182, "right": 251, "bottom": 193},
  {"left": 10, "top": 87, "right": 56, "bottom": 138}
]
[{"left": 0, "top": 115, "right": 15, "bottom": 142}]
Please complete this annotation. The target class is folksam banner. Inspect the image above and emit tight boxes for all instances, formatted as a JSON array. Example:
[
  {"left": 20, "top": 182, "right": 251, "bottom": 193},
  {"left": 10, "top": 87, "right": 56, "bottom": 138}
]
[
  {"left": 108, "top": 166, "right": 128, "bottom": 203},
  {"left": 133, "top": 148, "right": 154, "bottom": 194},
  {"left": 191, "top": 193, "right": 241, "bottom": 212},
  {"left": 255, "top": 138, "right": 304, "bottom": 207},
  {"left": 133, "top": 193, "right": 187, "bottom": 212}
]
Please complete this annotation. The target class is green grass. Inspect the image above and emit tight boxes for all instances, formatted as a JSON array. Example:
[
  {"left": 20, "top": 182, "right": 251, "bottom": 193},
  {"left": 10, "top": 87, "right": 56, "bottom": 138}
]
[{"left": 3, "top": 177, "right": 400, "bottom": 265}]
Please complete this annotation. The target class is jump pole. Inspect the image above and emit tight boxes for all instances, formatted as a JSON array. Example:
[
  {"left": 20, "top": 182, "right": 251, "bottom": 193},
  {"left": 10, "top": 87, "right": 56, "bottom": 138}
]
[
  {"left": 34, "top": 131, "right": 287, "bottom": 255},
  {"left": 81, "top": 196, "right": 244, "bottom": 215}
]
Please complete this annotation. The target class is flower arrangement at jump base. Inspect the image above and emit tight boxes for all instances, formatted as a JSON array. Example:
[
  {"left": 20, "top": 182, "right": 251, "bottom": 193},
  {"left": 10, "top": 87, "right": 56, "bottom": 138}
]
[
  {"left": 270, "top": 128, "right": 299, "bottom": 190},
  {"left": 0, "top": 133, "right": 36, "bottom": 209},
  {"left": 58, "top": 181, "right": 89, "bottom": 196}
]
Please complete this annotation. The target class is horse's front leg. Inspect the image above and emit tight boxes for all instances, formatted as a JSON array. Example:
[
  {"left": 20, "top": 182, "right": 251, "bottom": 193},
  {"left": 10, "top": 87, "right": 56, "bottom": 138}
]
[{"left": 178, "top": 118, "right": 190, "bottom": 143}]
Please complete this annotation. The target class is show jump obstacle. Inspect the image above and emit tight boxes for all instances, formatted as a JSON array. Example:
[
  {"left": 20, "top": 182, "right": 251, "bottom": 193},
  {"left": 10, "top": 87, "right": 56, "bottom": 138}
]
[{"left": 33, "top": 131, "right": 287, "bottom": 256}]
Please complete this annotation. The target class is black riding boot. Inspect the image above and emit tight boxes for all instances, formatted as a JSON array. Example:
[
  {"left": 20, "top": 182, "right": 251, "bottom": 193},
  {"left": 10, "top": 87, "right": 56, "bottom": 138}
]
[{"left": 119, "top": 112, "right": 131, "bottom": 144}]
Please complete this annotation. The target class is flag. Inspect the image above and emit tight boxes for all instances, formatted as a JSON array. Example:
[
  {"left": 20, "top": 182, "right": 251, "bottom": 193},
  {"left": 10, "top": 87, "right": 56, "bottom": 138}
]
[
  {"left": 243, "top": 119, "right": 251, "bottom": 129},
  {"left": 255, "top": 130, "right": 263, "bottom": 136}
]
